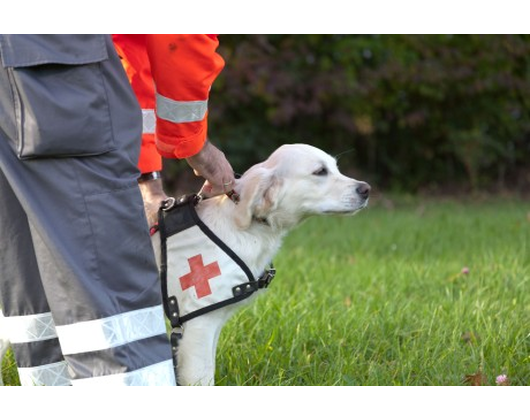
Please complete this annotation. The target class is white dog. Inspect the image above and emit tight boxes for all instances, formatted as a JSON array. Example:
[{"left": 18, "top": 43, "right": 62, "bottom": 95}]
[
  {"left": 0, "top": 144, "right": 370, "bottom": 386},
  {"left": 156, "top": 143, "right": 370, "bottom": 385}
]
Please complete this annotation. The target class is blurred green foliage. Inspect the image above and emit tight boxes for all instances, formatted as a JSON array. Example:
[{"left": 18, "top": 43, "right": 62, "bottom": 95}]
[{"left": 202, "top": 35, "right": 530, "bottom": 193}]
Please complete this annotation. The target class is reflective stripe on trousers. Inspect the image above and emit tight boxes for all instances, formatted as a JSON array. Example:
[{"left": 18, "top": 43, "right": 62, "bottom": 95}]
[
  {"left": 1, "top": 310, "right": 71, "bottom": 386},
  {"left": 2, "top": 306, "right": 176, "bottom": 386},
  {"left": 55, "top": 305, "right": 166, "bottom": 355}
]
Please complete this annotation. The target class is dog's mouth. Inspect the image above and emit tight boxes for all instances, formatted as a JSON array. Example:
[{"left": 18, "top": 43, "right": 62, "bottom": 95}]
[{"left": 322, "top": 198, "right": 369, "bottom": 215}]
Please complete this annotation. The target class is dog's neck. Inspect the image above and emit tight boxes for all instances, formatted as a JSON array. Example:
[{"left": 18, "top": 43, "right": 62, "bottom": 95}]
[{"left": 196, "top": 196, "right": 287, "bottom": 278}]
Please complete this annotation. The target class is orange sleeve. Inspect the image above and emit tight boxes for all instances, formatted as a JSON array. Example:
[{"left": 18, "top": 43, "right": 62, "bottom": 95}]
[
  {"left": 145, "top": 34, "right": 225, "bottom": 159},
  {"left": 112, "top": 34, "right": 162, "bottom": 173},
  {"left": 112, "top": 34, "right": 224, "bottom": 170}
]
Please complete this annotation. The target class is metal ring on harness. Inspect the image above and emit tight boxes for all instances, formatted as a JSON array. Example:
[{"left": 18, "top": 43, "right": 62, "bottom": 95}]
[{"left": 161, "top": 197, "right": 176, "bottom": 211}]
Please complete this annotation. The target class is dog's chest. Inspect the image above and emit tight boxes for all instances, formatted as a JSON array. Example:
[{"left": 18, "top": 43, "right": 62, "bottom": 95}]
[{"left": 164, "top": 224, "right": 253, "bottom": 319}]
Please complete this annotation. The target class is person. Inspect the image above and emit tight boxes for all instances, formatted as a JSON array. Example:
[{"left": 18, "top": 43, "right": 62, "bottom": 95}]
[{"left": 0, "top": 34, "right": 233, "bottom": 385}]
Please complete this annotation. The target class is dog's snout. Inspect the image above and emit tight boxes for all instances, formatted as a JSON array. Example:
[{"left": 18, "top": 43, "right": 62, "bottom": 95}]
[{"left": 356, "top": 182, "right": 371, "bottom": 199}]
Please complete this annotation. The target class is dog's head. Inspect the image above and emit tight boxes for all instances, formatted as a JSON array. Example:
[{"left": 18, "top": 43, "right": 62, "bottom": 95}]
[{"left": 233, "top": 144, "right": 370, "bottom": 230}]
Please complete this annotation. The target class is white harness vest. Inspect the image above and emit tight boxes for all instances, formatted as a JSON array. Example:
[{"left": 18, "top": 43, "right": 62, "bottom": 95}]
[{"left": 157, "top": 195, "right": 275, "bottom": 330}]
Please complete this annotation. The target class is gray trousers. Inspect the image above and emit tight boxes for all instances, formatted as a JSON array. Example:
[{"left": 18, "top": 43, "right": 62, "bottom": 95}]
[{"left": 0, "top": 35, "right": 175, "bottom": 385}]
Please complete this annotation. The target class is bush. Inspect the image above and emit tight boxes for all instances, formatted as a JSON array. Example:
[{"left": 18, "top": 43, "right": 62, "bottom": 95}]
[{"left": 207, "top": 35, "right": 530, "bottom": 193}]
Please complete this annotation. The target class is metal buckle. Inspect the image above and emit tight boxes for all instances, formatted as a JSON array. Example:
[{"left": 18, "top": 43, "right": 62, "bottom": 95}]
[
  {"left": 226, "top": 189, "right": 240, "bottom": 204},
  {"left": 264, "top": 268, "right": 276, "bottom": 287},
  {"left": 170, "top": 325, "right": 184, "bottom": 356},
  {"left": 258, "top": 266, "right": 276, "bottom": 288},
  {"left": 161, "top": 197, "right": 176, "bottom": 211}
]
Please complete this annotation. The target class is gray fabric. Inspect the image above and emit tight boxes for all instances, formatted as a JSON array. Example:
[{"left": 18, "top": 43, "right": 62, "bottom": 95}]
[
  {"left": 0, "top": 168, "right": 48, "bottom": 316},
  {"left": 0, "top": 35, "right": 174, "bottom": 384},
  {"left": 0, "top": 35, "right": 108, "bottom": 67},
  {"left": 0, "top": 35, "right": 117, "bottom": 159},
  {"left": 0, "top": 169, "right": 66, "bottom": 371}
]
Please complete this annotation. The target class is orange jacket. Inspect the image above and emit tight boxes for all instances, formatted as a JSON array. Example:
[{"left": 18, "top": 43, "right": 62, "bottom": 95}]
[{"left": 112, "top": 34, "right": 225, "bottom": 173}]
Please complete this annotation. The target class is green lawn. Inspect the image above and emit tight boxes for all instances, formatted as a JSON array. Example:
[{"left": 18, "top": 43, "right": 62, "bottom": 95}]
[
  {"left": 2, "top": 197, "right": 529, "bottom": 386},
  {"left": 215, "top": 196, "right": 529, "bottom": 385}
]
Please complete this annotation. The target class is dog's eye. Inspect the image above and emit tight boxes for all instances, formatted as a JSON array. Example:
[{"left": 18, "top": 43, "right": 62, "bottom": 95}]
[{"left": 313, "top": 167, "right": 328, "bottom": 176}]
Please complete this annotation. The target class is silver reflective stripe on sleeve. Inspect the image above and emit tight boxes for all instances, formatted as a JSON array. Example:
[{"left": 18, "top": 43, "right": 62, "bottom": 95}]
[
  {"left": 55, "top": 304, "right": 166, "bottom": 355},
  {"left": 70, "top": 359, "right": 175, "bottom": 386},
  {"left": 18, "top": 361, "right": 71, "bottom": 386},
  {"left": 142, "top": 109, "right": 156, "bottom": 134},
  {"left": 156, "top": 93, "right": 208, "bottom": 124},
  {"left": 3, "top": 312, "right": 57, "bottom": 344}
]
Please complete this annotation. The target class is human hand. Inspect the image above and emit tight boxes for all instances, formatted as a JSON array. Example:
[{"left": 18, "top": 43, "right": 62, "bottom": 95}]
[
  {"left": 138, "top": 177, "right": 167, "bottom": 228},
  {"left": 186, "top": 140, "right": 235, "bottom": 198}
]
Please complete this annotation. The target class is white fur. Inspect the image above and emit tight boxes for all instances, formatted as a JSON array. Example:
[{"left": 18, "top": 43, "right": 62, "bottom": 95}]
[{"left": 0, "top": 144, "right": 369, "bottom": 386}]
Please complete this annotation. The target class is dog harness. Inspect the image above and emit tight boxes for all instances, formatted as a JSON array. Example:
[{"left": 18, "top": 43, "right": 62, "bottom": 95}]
[{"left": 155, "top": 195, "right": 275, "bottom": 370}]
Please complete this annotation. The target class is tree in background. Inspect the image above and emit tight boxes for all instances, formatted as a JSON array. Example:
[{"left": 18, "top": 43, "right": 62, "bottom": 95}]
[{"left": 167, "top": 35, "right": 530, "bottom": 194}]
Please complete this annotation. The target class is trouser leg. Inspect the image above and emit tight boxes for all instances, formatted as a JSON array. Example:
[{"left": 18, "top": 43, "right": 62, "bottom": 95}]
[
  {"left": 0, "top": 133, "right": 175, "bottom": 387},
  {"left": 0, "top": 33, "right": 175, "bottom": 385},
  {"left": 0, "top": 169, "right": 71, "bottom": 386}
]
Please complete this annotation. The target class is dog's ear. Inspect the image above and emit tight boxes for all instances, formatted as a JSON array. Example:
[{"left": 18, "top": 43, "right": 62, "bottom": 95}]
[{"left": 234, "top": 167, "right": 282, "bottom": 229}]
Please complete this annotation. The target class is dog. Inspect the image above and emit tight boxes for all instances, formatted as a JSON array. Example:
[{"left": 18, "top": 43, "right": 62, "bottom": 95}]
[
  {"left": 154, "top": 143, "right": 370, "bottom": 385},
  {"left": 0, "top": 143, "right": 370, "bottom": 386}
]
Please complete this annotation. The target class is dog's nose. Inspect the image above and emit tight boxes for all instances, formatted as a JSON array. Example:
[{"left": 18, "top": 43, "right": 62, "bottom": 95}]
[{"left": 356, "top": 182, "right": 371, "bottom": 199}]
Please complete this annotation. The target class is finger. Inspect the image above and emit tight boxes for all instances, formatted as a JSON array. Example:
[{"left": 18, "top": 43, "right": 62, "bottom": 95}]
[
  {"left": 222, "top": 179, "right": 234, "bottom": 192},
  {"left": 200, "top": 179, "right": 236, "bottom": 199}
]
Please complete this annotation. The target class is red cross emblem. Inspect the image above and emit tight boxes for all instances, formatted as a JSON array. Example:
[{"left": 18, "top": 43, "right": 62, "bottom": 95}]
[{"left": 179, "top": 254, "right": 222, "bottom": 299}]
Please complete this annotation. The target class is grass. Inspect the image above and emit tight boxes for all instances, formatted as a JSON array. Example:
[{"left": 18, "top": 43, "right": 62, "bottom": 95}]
[
  {"left": 214, "top": 196, "right": 529, "bottom": 385},
  {"left": 2, "top": 196, "right": 529, "bottom": 386}
]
